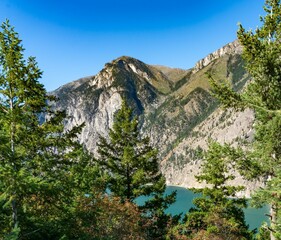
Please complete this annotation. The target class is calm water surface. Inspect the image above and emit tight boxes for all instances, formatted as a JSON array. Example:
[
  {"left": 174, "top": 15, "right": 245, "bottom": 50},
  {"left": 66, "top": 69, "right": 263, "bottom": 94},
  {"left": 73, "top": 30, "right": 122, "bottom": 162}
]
[{"left": 137, "top": 186, "right": 269, "bottom": 231}]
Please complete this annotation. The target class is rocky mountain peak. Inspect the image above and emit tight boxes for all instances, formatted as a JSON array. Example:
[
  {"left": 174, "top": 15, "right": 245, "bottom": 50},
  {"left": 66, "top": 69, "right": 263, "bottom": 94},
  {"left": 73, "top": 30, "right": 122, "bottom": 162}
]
[
  {"left": 112, "top": 56, "right": 152, "bottom": 82},
  {"left": 50, "top": 41, "right": 259, "bottom": 196},
  {"left": 193, "top": 39, "right": 242, "bottom": 73}
]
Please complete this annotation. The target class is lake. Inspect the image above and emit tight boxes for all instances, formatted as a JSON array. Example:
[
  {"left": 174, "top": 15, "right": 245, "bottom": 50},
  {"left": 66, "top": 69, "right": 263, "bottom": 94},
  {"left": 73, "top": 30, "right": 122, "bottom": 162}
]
[{"left": 137, "top": 185, "right": 269, "bottom": 231}]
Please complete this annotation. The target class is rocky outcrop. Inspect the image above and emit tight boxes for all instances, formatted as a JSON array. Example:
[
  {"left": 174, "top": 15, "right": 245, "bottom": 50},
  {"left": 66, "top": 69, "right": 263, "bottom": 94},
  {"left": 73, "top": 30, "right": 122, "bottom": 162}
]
[
  {"left": 50, "top": 41, "right": 259, "bottom": 196},
  {"left": 161, "top": 108, "right": 259, "bottom": 198},
  {"left": 193, "top": 40, "right": 242, "bottom": 73},
  {"left": 50, "top": 56, "right": 165, "bottom": 153}
]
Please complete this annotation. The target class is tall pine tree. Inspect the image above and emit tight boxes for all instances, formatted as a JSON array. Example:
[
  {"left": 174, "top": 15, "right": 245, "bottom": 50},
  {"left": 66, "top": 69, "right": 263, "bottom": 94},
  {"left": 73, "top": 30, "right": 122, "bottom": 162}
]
[
  {"left": 209, "top": 0, "right": 281, "bottom": 239},
  {"left": 97, "top": 100, "right": 178, "bottom": 239},
  {"left": 0, "top": 20, "right": 91, "bottom": 239},
  {"left": 170, "top": 142, "right": 253, "bottom": 239},
  {"left": 97, "top": 100, "right": 167, "bottom": 202}
]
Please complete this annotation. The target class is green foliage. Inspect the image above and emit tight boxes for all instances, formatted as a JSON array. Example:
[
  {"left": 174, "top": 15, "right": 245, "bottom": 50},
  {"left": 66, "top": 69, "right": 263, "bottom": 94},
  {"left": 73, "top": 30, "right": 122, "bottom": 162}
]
[
  {"left": 4, "top": 224, "right": 20, "bottom": 240},
  {"left": 61, "top": 192, "right": 146, "bottom": 240},
  {"left": 97, "top": 99, "right": 178, "bottom": 239},
  {"left": 209, "top": 1, "right": 281, "bottom": 238},
  {"left": 256, "top": 223, "right": 271, "bottom": 240},
  {"left": 0, "top": 20, "right": 178, "bottom": 239},
  {"left": 173, "top": 142, "right": 253, "bottom": 239},
  {"left": 97, "top": 100, "right": 164, "bottom": 201},
  {"left": 0, "top": 20, "right": 99, "bottom": 239}
]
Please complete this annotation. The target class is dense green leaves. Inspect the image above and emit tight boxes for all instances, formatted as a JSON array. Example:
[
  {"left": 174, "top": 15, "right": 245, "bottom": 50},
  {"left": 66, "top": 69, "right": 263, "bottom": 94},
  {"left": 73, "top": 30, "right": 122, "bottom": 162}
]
[
  {"left": 0, "top": 20, "right": 97, "bottom": 239},
  {"left": 171, "top": 142, "right": 253, "bottom": 239},
  {"left": 209, "top": 1, "right": 281, "bottom": 239},
  {"left": 97, "top": 100, "right": 178, "bottom": 239},
  {"left": 0, "top": 20, "right": 178, "bottom": 239},
  {"left": 97, "top": 100, "right": 167, "bottom": 202}
]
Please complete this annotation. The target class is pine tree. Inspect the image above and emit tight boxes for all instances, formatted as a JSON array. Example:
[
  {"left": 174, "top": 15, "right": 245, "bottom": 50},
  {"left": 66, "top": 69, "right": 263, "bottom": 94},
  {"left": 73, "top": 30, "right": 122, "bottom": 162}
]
[
  {"left": 97, "top": 99, "right": 178, "bottom": 239},
  {"left": 209, "top": 1, "right": 281, "bottom": 239},
  {"left": 97, "top": 100, "right": 167, "bottom": 202},
  {"left": 0, "top": 20, "right": 91, "bottom": 239},
  {"left": 178, "top": 142, "right": 253, "bottom": 239}
]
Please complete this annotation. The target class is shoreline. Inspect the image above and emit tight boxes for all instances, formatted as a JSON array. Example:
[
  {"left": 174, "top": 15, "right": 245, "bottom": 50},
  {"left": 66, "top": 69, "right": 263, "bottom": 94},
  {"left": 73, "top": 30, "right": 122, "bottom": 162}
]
[{"left": 165, "top": 184, "right": 253, "bottom": 199}]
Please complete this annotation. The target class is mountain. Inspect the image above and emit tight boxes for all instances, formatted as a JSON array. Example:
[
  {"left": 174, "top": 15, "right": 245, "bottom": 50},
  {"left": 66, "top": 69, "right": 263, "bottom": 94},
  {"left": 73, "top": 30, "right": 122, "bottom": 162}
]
[{"left": 50, "top": 40, "right": 260, "bottom": 197}]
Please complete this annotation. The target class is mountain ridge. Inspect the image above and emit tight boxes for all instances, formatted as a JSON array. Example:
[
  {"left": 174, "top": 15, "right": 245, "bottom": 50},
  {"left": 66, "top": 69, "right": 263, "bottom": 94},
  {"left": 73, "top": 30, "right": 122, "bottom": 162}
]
[{"left": 50, "top": 40, "right": 260, "bottom": 197}]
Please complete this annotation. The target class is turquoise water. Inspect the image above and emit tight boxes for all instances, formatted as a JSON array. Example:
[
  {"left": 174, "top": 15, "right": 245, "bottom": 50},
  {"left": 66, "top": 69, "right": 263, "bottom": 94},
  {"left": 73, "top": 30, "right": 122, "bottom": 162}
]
[{"left": 137, "top": 186, "right": 269, "bottom": 231}]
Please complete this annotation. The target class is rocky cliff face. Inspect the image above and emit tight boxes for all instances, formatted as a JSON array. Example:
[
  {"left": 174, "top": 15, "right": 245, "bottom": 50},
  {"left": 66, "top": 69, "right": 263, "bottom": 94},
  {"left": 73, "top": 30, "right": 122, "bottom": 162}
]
[
  {"left": 161, "top": 108, "right": 259, "bottom": 197},
  {"left": 193, "top": 40, "right": 242, "bottom": 73},
  {"left": 50, "top": 56, "right": 170, "bottom": 152},
  {"left": 50, "top": 40, "right": 259, "bottom": 197}
]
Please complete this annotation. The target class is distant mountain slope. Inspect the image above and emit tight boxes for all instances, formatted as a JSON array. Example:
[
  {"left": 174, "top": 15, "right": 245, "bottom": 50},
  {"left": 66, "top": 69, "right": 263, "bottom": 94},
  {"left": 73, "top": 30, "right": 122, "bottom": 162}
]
[
  {"left": 151, "top": 65, "right": 189, "bottom": 82},
  {"left": 50, "top": 40, "right": 260, "bottom": 196}
]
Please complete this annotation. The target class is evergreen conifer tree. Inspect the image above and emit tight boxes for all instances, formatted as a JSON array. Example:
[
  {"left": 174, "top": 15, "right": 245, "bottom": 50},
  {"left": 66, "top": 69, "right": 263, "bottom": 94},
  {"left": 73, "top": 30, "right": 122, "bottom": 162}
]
[
  {"left": 97, "top": 100, "right": 167, "bottom": 202},
  {"left": 0, "top": 20, "right": 92, "bottom": 239},
  {"left": 209, "top": 1, "right": 281, "bottom": 238},
  {"left": 97, "top": 99, "right": 178, "bottom": 239},
  {"left": 178, "top": 142, "right": 253, "bottom": 239}
]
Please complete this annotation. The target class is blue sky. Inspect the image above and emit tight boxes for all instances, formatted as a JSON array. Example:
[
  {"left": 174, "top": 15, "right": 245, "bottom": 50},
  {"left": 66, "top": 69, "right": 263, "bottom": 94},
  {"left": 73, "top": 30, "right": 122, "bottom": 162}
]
[{"left": 1, "top": 0, "right": 264, "bottom": 91}]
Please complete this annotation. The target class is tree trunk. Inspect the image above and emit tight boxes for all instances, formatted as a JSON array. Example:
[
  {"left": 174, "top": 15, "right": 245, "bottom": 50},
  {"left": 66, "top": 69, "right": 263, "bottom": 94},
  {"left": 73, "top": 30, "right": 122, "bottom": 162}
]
[
  {"left": 126, "top": 164, "right": 131, "bottom": 201},
  {"left": 270, "top": 204, "right": 276, "bottom": 240},
  {"left": 10, "top": 93, "right": 18, "bottom": 229},
  {"left": 12, "top": 199, "right": 18, "bottom": 228}
]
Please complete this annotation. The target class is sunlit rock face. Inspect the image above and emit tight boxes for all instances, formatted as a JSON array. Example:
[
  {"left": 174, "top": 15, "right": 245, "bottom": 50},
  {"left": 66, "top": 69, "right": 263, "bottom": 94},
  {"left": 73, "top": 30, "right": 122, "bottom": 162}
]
[{"left": 193, "top": 40, "right": 242, "bottom": 73}]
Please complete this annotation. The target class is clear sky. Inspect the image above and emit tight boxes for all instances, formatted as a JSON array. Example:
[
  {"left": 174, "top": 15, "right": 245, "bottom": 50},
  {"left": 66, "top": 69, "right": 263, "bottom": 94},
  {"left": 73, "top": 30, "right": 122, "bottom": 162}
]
[{"left": 0, "top": 0, "right": 265, "bottom": 91}]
